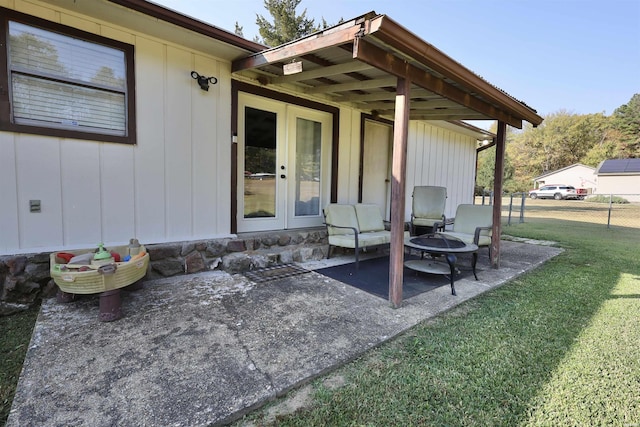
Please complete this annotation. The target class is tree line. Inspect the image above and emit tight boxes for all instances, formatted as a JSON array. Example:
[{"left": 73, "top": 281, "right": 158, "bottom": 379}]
[{"left": 476, "top": 93, "right": 640, "bottom": 192}]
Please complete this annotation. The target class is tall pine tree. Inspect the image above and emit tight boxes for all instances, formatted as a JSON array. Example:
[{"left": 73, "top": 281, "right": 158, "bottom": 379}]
[{"left": 255, "top": 0, "right": 319, "bottom": 46}]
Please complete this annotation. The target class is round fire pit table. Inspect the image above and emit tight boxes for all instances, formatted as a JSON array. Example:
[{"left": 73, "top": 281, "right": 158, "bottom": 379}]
[{"left": 403, "top": 234, "right": 478, "bottom": 295}]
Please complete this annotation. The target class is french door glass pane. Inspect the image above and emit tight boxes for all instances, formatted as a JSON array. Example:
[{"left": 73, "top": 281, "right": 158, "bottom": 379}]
[
  {"left": 294, "top": 117, "right": 321, "bottom": 216},
  {"left": 244, "top": 107, "right": 277, "bottom": 218}
]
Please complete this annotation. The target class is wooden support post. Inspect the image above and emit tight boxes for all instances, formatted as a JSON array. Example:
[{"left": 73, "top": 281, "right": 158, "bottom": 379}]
[
  {"left": 491, "top": 121, "right": 506, "bottom": 268},
  {"left": 389, "top": 76, "right": 411, "bottom": 308}
]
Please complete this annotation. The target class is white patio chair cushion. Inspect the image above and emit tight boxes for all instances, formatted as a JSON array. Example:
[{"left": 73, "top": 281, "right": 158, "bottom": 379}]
[
  {"left": 354, "top": 204, "right": 386, "bottom": 232},
  {"left": 412, "top": 217, "right": 442, "bottom": 227},
  {"left": 437, "top": 231, "right": 492, "bottom": 247},
  {"left": 438, "top": 204, "right": 493, "bottom": 247},
  {"left": 324, "top": 204, "right": 359, "bottom": 236},
  {"left": 412, "top": 186, "right": 447, "bottom": 222},
  {"left": 328, "top": 231, "right": 391, "bottom": 249}
]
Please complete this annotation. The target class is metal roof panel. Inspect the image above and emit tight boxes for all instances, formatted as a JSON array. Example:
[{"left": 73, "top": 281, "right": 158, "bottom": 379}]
[{"left": 597, "top": 159, "right": 640, "bottom": 174}]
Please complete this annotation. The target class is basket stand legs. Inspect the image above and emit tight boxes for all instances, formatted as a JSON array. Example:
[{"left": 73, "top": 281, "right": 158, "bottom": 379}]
[
  {"left": 99, "top": 290, "right": 122, "bottom": 322},
  {"left": 56, "top": 290, "right": 76, "bottom": 303},
  {"left": 123, "top": 279, "right": 144, "bottom": 292}
]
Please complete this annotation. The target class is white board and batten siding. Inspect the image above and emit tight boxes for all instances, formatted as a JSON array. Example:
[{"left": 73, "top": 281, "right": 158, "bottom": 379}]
[
  {"left": 0, "top": 1, "right": 233, "bottom": 255},
  {"left": 405, "top": 121, "right": 477, "bottom": 221},
  {"left": 335, "top": 108, "right": 363, "bottom": 204},
  {"left": 333, "top": 113, "right": 478, "bottom": 222}
]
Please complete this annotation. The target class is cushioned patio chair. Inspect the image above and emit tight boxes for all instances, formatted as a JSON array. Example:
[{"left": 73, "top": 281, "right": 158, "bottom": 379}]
[
  {"left": 410, "top": 186, "right": 447, "bottom": 235},
  {"left": 323, "top": 203, "right": 396, "bottom": 269},
  {"left": 435, "top": 204, "right": 493, "bottom": 256}
]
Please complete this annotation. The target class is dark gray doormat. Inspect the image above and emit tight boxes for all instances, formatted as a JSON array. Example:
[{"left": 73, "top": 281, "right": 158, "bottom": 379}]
[
  {"left": 244, "top": 264, "right": 311, "bottom": 283},
  {"left": 315, "top": 255, "right": 463, "bottom": 300}
]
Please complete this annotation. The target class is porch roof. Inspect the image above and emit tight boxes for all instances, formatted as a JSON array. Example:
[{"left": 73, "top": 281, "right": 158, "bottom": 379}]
[{"left": 232, "top": 12, "right": 543, "bottom": 129}]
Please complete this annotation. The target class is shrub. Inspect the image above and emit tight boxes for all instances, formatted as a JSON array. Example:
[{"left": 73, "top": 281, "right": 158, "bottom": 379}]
[{"left": 584, "top": 195, "right": 629, "bottom": 204}]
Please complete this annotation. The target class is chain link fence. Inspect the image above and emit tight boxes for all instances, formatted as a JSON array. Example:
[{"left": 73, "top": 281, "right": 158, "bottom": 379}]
[{"left": 476, "top": 193, "right": 640, "bottom": 230}]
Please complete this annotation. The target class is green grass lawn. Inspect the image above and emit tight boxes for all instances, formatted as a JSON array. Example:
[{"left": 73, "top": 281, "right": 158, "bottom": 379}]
[
  {"left": 238, "top": 218, "right": 640, "bottom": 426},
  {"left": 2, "top": 218, "right": 639, "bottom": 427},
  {"left": 0, "top": 304, "right": 39, "bottom": 426}
]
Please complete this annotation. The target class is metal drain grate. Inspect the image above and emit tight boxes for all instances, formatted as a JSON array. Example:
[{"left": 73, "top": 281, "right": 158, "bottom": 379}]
[{"left": 243, "top": 264, "right": 310, "bottom": 283}]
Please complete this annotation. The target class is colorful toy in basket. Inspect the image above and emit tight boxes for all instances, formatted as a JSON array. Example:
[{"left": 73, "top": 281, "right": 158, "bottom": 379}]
[{"left": 50, "top": 239, "right": 149, "bottom": 321}]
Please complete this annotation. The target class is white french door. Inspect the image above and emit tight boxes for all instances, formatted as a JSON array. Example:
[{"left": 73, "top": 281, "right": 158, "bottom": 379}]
[{"left": 237, "top": 93, "right": 332, "bottom": 232}]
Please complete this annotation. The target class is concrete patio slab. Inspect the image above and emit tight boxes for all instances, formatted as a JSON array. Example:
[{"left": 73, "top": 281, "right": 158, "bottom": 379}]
[{"left": 6, "top": 240, "right": 562, "bottom": 427}]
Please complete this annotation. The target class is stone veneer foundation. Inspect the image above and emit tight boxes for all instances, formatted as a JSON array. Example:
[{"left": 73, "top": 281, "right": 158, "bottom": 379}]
[{"left": 0, "top": 228, "right": 328, "bottom": 316}]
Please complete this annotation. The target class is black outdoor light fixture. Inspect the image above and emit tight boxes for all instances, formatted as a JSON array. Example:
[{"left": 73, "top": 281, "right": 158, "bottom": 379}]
[{"left": 191, "top": 71, "right": 218, "bottom": 91}]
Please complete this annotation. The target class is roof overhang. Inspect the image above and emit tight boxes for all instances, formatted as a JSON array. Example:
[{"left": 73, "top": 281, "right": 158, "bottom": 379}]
[
  {"left": 38, "top": 0, "right": 264, "bottom": 61},
  {"left": 232, "top": 12, "right": 543, "bottom": 129}
]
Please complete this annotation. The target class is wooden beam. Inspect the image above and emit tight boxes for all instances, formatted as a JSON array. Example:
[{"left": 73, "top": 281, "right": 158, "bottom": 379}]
[
  {"left": 407, "top": 100, "right": 460, "bottom": 110},
  {"left": 389, "top": 76, "right": 411, "bottom": 308},
  {"left": 271, "top": 61, "right": 373, "bottom": 84},
  {"left": 407, "top": 112, "right": 490, "bottom": 121},
  {"left": 491, "top": 121, "right": 507, "bottom": 268},
  {"left": 409, "top": 115, "right": 489, "bottom": 122},
  {"left": 232, "top": 24, "right": 362, "bottom": 72},
  {"left": 374, "top": 110, "right": 492, "bottom": 121},
  {"left": 341, "top": 88, "right": 438, "bottom": 102},
  {"left": 365, "top": 99, "right": 458, "bottom": 110},
  {"left": 305, "top": 76, "right": 397, "bottom": 94},
  {"left": 372, "top": 109, "right": 489, "bottom": 120},
  {"left": 352, "top": 38, "right": 523, "bottom": 128}
]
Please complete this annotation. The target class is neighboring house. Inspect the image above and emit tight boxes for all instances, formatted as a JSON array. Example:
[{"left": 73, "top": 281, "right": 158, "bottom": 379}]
[
  {"left": 532, "top": 163, "right": 597, "bottom": 193},
  {"left": 0, "top": 1, "right": 542, "bottom": 261},
  {"left": 594, "top": 159, "right": 640, "bottom": 202}
]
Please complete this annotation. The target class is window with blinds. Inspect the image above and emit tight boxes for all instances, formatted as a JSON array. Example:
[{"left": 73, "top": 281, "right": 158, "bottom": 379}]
[{"left": 0, "top": 8, "right": 136, "bottom": 144}]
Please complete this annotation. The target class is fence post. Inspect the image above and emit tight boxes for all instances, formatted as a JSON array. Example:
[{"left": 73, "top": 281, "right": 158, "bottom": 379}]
[
  {"left": 520, "top": 192, "right": 526, "bottom": 223},
  {"left": 607, "top": 194, "right": 613, "bottom": 228},
  {"left": 507, "top": 193, "right": 514, "bottom": 226}
]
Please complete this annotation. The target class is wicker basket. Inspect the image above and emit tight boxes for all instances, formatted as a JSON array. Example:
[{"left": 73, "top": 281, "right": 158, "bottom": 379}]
[{"left": 50, "top": 245, "right": 149, "bottom": 294}]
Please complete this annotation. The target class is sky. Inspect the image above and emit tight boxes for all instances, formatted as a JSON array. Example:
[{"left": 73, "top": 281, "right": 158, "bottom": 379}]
[{"left": 152, "top": 0, "right": 639, "bottom": 119}]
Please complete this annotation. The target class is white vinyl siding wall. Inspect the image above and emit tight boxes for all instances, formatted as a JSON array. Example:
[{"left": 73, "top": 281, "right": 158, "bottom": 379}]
[
  {"left": 334, "top": 113, "right": 477, "bottom": 221},
  {"left": 405, "top": 121, "right": 477, "bottom": 220},
  {"left": 0, "top": 2, "right": 231, "bottom": 254}
]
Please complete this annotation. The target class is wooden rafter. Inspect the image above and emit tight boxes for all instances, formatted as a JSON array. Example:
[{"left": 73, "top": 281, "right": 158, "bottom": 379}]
[
  {"left": 232, "top": 24, "right": 363, "bottom": 73},
  {"left": 340, "top": 88, "right": 439, "bottom": 103},
  {"left": 408, "top": 112, "right": 489, "bottom": 121},
  {"left": 352, "top": 37, "right": 522, "bottom": 128},
  {"left": 366, "top": 99, "right": 458, "bottom": 110},
  {"left": 305, "top": 76, "right": 397, "bottom": 94},
  {"left": 270, "top": 61, "right": 372, "bottom": 84}
]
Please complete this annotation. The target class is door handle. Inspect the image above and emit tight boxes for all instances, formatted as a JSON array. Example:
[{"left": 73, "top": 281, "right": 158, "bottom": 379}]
[{"left": 280, "top": 174, "right": 286, "bottom": 179}]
